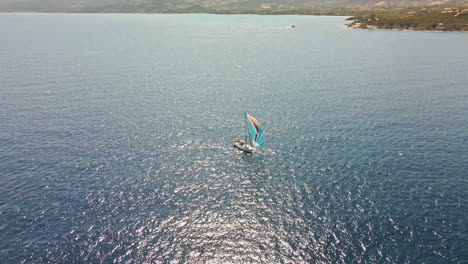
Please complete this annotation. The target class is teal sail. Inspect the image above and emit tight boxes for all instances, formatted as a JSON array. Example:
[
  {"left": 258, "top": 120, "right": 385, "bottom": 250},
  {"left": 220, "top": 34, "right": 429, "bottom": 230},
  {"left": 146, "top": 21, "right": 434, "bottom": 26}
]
[{"left": 246, "top": 114, "right": 264, "bottom": 147}]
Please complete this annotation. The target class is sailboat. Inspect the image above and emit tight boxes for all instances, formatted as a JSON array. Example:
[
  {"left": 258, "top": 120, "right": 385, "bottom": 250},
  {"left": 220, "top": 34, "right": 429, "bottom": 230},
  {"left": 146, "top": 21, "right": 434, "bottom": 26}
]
[{"left": 233, "top": 113, "right": 264, "bottom": 154}]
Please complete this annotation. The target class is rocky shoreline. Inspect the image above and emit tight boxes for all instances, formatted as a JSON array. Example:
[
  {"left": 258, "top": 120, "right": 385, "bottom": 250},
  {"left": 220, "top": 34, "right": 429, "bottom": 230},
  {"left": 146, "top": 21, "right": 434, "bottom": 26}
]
[
  {"left": 346, "top": 22, "right": 467, "bottom": 32},
  {"left": 346, "top": 7, "right": 468, "bottom": 32}
]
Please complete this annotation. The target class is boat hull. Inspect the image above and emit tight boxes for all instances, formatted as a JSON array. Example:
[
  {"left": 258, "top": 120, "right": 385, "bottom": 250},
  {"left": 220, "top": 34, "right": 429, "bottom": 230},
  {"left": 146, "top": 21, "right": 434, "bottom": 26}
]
[{"left": 233, "top": 140, "right": 254, "bottom": 153}]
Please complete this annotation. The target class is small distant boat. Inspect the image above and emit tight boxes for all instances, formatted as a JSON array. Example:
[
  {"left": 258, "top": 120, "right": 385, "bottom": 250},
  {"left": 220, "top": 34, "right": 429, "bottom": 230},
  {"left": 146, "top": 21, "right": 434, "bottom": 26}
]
[
  {"left": 233, "top": 112, "right": 264, "bottom": 154},
  {"left": 291, "top": 25, "right": 296, "bottom": 28}
]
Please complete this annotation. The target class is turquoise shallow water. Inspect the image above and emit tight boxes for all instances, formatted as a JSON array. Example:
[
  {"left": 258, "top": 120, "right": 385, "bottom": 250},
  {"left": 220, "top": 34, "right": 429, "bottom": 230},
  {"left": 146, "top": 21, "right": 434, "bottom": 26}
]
[{"left": 1, "top": 13, "right": 467, "bottom": 263}]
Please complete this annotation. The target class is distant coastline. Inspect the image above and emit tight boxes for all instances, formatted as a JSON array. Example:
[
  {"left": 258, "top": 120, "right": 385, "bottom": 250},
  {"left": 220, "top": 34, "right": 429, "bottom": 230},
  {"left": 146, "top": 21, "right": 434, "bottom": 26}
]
[{"left": 2, "top": 5, "right": 468, "bottom": 32}]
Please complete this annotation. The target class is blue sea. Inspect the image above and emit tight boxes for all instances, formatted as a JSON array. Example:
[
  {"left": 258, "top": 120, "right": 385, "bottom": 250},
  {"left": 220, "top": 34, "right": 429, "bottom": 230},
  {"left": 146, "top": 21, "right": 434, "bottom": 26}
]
[{"left": 1, "top": 13, "right": 467, "bottom": 263}]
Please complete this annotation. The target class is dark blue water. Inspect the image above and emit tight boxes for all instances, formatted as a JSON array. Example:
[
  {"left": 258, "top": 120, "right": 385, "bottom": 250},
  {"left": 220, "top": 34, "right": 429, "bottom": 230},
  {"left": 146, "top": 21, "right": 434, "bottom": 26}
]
[{"left": 1, "top": 13, "right": 467, "bottom": 263}]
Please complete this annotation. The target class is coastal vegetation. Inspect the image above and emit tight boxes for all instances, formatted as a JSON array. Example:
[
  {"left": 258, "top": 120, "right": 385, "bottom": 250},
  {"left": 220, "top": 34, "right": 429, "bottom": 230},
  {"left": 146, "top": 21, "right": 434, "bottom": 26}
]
[{"left": 347, "top": 6, "right": 468, "bottom": 31}]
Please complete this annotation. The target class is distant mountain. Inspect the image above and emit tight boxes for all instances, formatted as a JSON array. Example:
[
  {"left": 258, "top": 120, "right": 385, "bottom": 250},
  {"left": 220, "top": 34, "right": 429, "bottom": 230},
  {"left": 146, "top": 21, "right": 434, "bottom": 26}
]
[{"left": 0, "top": 0, "right": 466, "bottom": 12}]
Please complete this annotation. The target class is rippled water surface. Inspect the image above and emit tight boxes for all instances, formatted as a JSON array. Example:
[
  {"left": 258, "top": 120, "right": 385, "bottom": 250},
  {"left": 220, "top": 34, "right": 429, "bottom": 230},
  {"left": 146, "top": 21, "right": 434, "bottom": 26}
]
[{"left": 1, "top": 13, "right": 467, "bottom": 263}]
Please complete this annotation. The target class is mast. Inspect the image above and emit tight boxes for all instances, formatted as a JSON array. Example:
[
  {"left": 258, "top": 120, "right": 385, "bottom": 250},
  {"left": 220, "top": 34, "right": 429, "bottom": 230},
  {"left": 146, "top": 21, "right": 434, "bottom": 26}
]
[
  {"left": 244, "top": 114, "right": 247, "bottom": 143},
  {"left": 244, "top": 112, "right": 247, "bottom": 144},
  {"left": 245, "top": 112, "right": 251, "bottom": 146}
]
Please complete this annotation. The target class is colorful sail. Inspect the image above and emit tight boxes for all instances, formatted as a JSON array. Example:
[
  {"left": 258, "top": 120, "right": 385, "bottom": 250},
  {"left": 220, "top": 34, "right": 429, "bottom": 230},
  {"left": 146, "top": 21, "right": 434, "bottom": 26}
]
[{"left": 247, "top": 114, "right": 264, "bottom": 147}]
